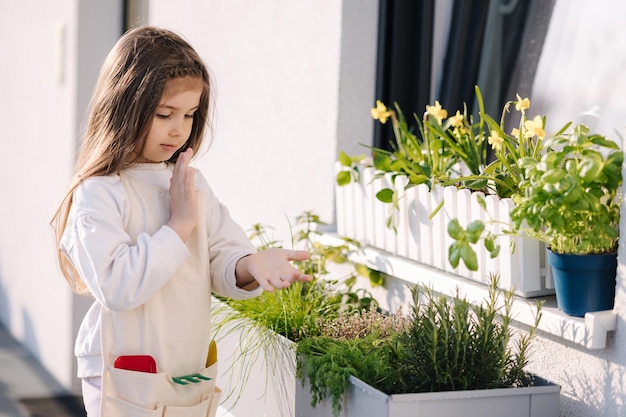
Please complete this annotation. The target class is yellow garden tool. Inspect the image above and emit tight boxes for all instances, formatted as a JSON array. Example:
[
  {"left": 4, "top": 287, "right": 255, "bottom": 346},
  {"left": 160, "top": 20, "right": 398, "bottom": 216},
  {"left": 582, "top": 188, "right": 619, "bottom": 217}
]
[{"left": 206, "top": 339, "right": 217, "bottom": 367}]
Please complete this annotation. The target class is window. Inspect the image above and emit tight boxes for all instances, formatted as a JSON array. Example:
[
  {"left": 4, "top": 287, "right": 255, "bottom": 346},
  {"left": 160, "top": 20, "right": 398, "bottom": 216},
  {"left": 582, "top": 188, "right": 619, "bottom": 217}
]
[{"left": 373, "top": 0, "right": 555, "bottom": 150}]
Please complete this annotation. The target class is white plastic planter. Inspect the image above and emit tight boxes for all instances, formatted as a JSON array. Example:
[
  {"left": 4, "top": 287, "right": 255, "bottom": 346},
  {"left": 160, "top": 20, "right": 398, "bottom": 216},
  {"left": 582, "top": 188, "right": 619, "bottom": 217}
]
[
  {"left": 334, "top": 163, "right": 554, "bottom": 297},
  {"left": 296, "top": 375, "right": 560, "bottom": 417}
]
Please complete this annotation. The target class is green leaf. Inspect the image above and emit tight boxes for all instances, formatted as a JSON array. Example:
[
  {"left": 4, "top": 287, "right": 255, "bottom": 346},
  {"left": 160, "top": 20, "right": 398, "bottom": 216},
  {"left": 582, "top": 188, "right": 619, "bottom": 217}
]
[
  {"left": 354, "top": 263, "right": 370, "bottom": 277},
  {"left": 368, "top": 270, "right": 385, "bottom": 287},
  {"left": 578, "top": 158, "right": 602, "bottom": 182},
  {"left": 407, "top": 173, "right": 430, "bottom": 185},
  {"left": 336, "top": 171, "right": 351, "bottom": 186},
  {"left": 489, "top": 245, "right": 501, "bottom": 259},
  {"left": 448, "top": 245, "right": 461, "bottom": 268},
  {"left": 338, "top": 151, "right": 353, "bottom": 167},
  {"left": 541, "top": 168, "right": 566, "bottom": 183},
  {"left": 376, "top": 188, "right": 394, "bottom": 203},
  {"left": 476, "top": 194, "right": 487, "bottom": 210},
  {"left": 460, "top": 244, "right": 478, "bottom": 271},
  {"left": 484, "top": 237, "right": 495, "bottom": 252},
  {"left": 429, "top": 199, "right": 445, "bottom": 220},
  {"left": 563, "top": 187, "right": 582, "bottom": 204},
  {"left": 447, "top": 219, "right": 463, "bottom": 240},
  {"left": 464, "top": 178, "right": 488, "bottom": 190},
  {"left": 466, "top": 221, "right": 485, "bottom": 243},
  {"left": 589, "top": 135, "right": 620, "bottom": 149},
  {"left": 373, "top": 152, "right": 392, "bottom": 171}
]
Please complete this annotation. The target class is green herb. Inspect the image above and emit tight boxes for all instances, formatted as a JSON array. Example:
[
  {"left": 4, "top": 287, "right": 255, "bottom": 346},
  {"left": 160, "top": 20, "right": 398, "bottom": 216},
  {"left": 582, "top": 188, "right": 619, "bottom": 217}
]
[
  {"left": 397, "top": 277, "right": 539, "bottom": 393},
  {"left": 211, "top": 211, "right": 378, "bottom": 407},
  {"left": 296, "top": 276, "right": 542, "bottom": 417},
  {"left": 296, "top": 305, "right": 408, "bottom": 416},
  {"left": 510, "top": 123, "right": 622, "bottom": 254}
]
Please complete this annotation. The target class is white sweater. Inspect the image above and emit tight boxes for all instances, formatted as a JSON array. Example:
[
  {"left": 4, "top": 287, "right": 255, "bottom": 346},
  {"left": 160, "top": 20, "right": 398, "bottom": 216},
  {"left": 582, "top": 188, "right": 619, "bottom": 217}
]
[{"left": 61, "top": 162, "right": 262, "bottom": 378}]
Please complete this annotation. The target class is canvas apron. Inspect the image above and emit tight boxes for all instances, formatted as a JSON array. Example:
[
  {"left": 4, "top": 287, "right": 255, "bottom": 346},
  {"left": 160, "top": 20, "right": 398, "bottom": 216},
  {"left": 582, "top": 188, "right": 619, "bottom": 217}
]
[{"left": 99, "top": 170, "right": 221, "bottom": 417}]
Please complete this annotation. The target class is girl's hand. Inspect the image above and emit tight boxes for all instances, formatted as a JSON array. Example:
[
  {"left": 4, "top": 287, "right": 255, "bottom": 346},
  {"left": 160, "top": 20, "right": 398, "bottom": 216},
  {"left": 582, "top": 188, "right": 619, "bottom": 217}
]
[
  {"left": 235, "top": 248, "right": 313, "bottom": 292},
  {"left": 167, "top": 148, "right": 199, "bottom": 242}
]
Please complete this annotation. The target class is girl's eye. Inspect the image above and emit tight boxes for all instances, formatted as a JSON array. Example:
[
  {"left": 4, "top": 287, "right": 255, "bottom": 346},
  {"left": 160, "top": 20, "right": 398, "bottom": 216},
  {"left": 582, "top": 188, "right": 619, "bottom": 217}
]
[
  {"left": 156, "top": 113, "right": 172, "bottom": 119},
  {"left": 185, "top": 113, "right": 195, "bottom": 119}
]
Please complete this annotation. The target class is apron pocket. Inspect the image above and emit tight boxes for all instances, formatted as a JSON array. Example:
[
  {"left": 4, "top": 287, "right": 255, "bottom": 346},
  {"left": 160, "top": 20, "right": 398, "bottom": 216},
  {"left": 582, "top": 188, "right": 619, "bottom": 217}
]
[
  {"left": 104, "top": 396, "right": 164, "bottom": 417},
  {"left": 162, "top": 395, "right": 212, "bottom": 417},
  {"left": 104, "top": 364, "right": 220, "bottom": 416}
]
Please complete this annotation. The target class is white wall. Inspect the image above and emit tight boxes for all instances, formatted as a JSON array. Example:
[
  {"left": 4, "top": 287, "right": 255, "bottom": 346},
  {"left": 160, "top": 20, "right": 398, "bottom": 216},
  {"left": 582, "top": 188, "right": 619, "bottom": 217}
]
[
  {"left": 149, "top": 0, "right": 378, "bottom": 242},
  {"left": 531, "top": 0, "right": 626, "bottom": 139},
  {"left": 0, "top": 0, "right": 122, "bottom": 392},
  {"left": 0, "top": 0, "right": 78, "bottom": 391}
]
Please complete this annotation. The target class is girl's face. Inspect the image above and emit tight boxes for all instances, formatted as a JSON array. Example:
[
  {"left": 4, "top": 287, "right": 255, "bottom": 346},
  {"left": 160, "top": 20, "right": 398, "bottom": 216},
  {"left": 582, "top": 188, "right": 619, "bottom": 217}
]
[{"left": 140, "top": 77, "right": 204, "bottom": 163}]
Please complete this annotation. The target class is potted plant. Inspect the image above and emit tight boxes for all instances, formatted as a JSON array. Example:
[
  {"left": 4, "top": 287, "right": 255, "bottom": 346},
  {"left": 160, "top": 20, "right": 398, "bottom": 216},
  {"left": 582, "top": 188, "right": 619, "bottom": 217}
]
[
  {"left": 449, "top": 123, "right": 623, "bottom": 317},
  {"left": 295, "top": 276, "right": 560, "bottom": 417},
  {"left": 510, "top": 123, "right": 622, "bottom": 316},
  {"left": 211, "top": 211, "right": 380, "bottom": 417}
]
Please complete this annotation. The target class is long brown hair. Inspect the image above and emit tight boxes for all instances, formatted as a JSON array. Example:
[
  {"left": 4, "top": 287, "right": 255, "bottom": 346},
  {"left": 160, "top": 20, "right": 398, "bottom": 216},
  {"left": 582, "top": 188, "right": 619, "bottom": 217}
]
[{"left": 51, "top": 26, "right": 213, "bottom": 294}]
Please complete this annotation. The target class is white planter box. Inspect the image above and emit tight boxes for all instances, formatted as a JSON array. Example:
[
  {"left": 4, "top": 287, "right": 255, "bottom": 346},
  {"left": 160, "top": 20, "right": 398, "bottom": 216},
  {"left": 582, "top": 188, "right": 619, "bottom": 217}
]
[
  {"left": 296, "top": 375, "right": 560, "bottom": 417},
  {"left": 212, "top": 299, "right": 562, "bottom": 417},
  {"left": 335, "top": 163, "right": 554, "bottom": 297}
]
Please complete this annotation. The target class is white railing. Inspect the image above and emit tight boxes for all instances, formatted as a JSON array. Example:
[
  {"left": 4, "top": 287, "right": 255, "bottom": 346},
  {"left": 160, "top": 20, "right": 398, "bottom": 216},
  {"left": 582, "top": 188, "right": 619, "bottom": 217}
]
[{"left": 335, "top": 163, "right": 554, "bottom": 298}]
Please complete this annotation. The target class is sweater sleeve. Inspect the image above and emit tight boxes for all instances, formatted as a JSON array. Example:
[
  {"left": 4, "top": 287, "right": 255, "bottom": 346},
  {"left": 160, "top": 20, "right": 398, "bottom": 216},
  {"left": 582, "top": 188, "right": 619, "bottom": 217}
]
[
  {"left": 60, "top": 176, "right": 191, "bottom": 311},
  {"left": 195, "top": 172, "right": 263, "bottom": 300}
]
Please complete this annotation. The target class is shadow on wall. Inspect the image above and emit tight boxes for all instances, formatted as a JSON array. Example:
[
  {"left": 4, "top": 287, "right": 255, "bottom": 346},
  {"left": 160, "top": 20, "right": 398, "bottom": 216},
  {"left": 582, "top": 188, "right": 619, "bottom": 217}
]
[
  {"left": 21, "top": 308, "right": 40, "bottom": 360},
  {"left": 0, "top": 289, "right": 71, "bottom": 398},
  {"left": 560, "top": 329, "right": 625, "bottom": 416},
  {"left": 0, "top": 272, "right": 12, "bottom": 335},
  {"left": 0, "top": 266, "right": 41, "bottom": 359}
]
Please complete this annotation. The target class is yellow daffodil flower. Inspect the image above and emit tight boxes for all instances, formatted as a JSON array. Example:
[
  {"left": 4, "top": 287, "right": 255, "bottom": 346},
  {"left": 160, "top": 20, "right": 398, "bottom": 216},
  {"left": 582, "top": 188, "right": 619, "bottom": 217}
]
[
  {"left": 450, "top": 110, "right": 464, "bottom": 128},
  {"left": 515, "top": 94, "right": 530, "bottom": 113},
  {"left": 524, "top": 115, "right": 546, "bottom": 139},
  {"left": 488, "top": 131, "right": 504, "bottom": 150},
  {"left": 426, "top": 101, "right": 448, "bottom": 124},
  {"left": 371, "top": 100, "right": 393, "bottom": 124},
  {"left": 511, "top": 128, "right": 521, "bottom": 138}
]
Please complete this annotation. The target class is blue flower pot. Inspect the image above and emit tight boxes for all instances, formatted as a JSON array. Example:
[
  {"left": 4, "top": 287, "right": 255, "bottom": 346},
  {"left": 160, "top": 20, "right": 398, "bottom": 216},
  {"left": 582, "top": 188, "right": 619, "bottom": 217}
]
[{"left": 547, "top": 250, "right": 617, "bottom": 317}]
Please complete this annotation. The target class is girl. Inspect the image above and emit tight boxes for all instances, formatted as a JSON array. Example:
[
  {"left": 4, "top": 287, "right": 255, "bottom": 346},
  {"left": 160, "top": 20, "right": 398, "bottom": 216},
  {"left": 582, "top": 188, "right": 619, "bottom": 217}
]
[{"left": 51, "top": 26, "right": 311, "bottom": 417}]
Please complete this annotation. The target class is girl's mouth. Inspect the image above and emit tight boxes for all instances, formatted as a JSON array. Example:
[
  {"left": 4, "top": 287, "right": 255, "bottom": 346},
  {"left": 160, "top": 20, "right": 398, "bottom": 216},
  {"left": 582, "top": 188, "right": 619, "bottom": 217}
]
[{"left": 161, "top": 144, "right": 178, "bottom": 152}]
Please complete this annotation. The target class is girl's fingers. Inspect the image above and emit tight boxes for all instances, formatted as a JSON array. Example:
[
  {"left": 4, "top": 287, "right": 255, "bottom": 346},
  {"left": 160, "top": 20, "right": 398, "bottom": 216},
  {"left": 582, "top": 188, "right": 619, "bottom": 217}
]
[
  {"left": 185, "top": 163, "right": 195, "bottom": 191},
  {"left": 285, "top": 249, "right": 311, "bottom": 262},
  {"left": 167, "top": 148, "right": 199, "bottom": 241},
  {"left": 172, "top": 148, "right": 195, "bottom": 191},
  {"left": 175, "top": 148, "right": 192, "bottom": 174}
]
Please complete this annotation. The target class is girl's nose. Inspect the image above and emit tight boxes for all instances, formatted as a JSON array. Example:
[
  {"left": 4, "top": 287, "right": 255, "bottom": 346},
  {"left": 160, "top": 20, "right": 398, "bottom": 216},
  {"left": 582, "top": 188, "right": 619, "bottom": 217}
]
[{"left": 169, "top": 117, "right": 184, "bottom": 136}]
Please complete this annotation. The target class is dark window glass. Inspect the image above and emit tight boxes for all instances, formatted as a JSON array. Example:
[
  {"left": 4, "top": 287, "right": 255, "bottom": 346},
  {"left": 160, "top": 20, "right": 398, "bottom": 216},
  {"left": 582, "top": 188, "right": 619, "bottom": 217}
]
[{"left": 374, "top": 0, "right": 555, "bottom": 150}]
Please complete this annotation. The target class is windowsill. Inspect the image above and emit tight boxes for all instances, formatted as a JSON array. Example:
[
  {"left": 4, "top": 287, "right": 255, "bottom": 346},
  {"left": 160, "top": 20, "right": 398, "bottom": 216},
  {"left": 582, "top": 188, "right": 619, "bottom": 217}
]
[{"left": 321, "top": 233, "right": 617, "bottom": 350}]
